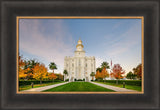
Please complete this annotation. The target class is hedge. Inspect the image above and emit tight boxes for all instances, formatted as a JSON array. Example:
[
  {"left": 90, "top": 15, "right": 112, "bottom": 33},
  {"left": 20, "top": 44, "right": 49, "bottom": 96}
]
[
  {"left": 96, "top": 80, "right": 141, "bottom": 86},
  {"left": 74, "top": 79, "right": 85, "bottom": 81},
  {"left": 65, "top": 79, "right": 69, "bottom": 81},
  {"left": 19, "top": 80, "right": 62, "bottom": 86}
]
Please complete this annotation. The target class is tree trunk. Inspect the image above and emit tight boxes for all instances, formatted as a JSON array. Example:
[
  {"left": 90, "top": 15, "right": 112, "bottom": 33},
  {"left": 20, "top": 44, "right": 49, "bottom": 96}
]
[
  {"left": 40, "top": 80, "right": 42, "bottom": 85},
  {"left": 116, "top": 80, "right": 118, "bottom": 85},
  {"left": 92, "top": 76, "right": 93, "bottom": 80},
  {"left": 63, "top": 74, "right": 66, "bottom": 81}
]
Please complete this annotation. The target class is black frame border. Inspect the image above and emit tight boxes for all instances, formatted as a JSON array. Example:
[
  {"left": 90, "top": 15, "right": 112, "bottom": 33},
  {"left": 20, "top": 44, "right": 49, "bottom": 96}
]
[{"left": 1, "top": 0, "right": 159, "bottom": 109}]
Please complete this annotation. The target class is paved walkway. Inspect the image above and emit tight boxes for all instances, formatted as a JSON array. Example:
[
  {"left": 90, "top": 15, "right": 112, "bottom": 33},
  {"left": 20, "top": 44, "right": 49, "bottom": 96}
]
[
  {"left": 22, "top": 82, "right": 69, "bottom": 92},
  {"left": 90, "top": 82, "right": 138, "bottom": 92}
]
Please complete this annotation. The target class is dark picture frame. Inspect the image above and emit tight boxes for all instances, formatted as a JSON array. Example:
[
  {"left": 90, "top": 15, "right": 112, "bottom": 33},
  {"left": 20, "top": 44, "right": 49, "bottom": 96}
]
[
  {"left": 16, "top": 16, "right": 144, "bottom": 94},
  {"left": 1, "top": 0, "right": 159, "bottom": 109}
]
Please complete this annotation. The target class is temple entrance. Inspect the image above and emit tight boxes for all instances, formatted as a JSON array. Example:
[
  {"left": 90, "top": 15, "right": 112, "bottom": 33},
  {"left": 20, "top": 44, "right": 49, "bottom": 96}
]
[
  {"left": 86, "top": 77, "right": 89, "bottom": 82},
  {"left": 70, "top": 77, "right": 74, "bottom": 82}
]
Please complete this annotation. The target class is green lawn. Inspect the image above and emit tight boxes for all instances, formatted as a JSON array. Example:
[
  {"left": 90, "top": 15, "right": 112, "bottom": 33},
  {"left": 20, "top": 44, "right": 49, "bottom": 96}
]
[
  {"left": 19, "top": 81, "right": 64, "bottom": 91},
  {"left": 43, "top": 82, "right": 115, "bottom": 92},
  {"left": 96, "top": 81, "right": 142, "bottom": 91}
]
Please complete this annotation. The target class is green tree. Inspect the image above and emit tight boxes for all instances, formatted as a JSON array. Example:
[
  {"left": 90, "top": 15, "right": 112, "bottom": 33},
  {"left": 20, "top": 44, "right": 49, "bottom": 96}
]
[
  {"left": 63, "top": 69, "right": 68, "bottom": 81},
  {"left": 126, "top": 71, "right": 137, "bottom": 80},
  {"left": 101, "top": 62, "right": 110, "bottom": 69},
  {"left": 96, "top": 67, "right": 102, "bottom": 72},
  {"left": 90, "top": 72, "right": 95, "bottom": 81},
  {"left": 49, "top": 62, "right": 57, "bottom": 73},
  {"left": 24, "top": 59, "right": 39, "bottom": 80}
]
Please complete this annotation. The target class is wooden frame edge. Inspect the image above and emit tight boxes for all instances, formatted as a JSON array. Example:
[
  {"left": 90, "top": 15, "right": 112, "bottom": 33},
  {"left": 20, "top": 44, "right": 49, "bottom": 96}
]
[{"left": 16, "top": 16, "right": 144, "bottom": 94}]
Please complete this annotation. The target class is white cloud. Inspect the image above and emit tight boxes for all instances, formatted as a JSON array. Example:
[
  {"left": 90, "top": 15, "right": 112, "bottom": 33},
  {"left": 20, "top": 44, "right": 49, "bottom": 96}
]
[
  {"left": 19, "top": 19, "right": 75, "bottom": 73},
  {"left": 106, "top": 21, "right": 141, "bottom": 57},
  {"left": 103, "top": 21, "right": 141, "bottom": 73}
]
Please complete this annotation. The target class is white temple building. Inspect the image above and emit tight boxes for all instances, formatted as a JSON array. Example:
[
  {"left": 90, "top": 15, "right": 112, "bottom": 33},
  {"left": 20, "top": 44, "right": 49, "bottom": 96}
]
[{"left": 64, "top": 39, "right": 96, "bottom": 82}]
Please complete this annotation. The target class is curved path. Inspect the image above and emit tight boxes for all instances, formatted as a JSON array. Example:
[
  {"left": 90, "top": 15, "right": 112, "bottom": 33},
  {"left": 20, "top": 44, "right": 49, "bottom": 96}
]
[
  {"left": 90, "top": 82, "right": 138, "bottom": 92},
  {"left": 22, "top": 82, "right": 69, "bottom": 92}
]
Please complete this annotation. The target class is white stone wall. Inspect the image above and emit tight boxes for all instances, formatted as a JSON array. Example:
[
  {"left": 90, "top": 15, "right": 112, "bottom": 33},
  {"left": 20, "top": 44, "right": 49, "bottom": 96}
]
[
  {"left": 64, "top": 39, "right": 96, "bottom": 82},
  {"left": 64, "top": 56, "right": 96, "bottom": 82}
]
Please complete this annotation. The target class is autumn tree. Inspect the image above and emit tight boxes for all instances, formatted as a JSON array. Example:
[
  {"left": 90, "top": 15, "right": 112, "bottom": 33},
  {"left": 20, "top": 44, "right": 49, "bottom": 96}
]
[
  {"left": 18, "top": 55, "right": 27, "bottom": 79},
  {"left": 58, "top": 74, "right": 64, "bottom": 81},
  {"left": 48, "top": 73, "right": 57, "bottom": 82},
  {"left": 49, "top": 62, "right": 57, "bottom": 73},
  {"left": 95, "top": 61, "right": 110, "bottom": 81},
  {"left": 95, "top": 70, "right": 103, "bottom": 81},
  {"left": 110, "top": 64, "right": 125, "bottom": 84},
  {"left": 101, "top": 67, "right": 109, "bottom": 81},
  {"left": 90, "top": 72, "right": 95, "bottom": 81},
  {"left": 23, "top": 59, "right": 39, "bottom": 80},
  {"left": 55, "top": 74, "right": 64, "bottom": 81},
  {"left": 133, "top": 64, "right": 142, "bottom": 80},
  {"left": 33, "top": 63, "right": 48, "bottom": 84}
]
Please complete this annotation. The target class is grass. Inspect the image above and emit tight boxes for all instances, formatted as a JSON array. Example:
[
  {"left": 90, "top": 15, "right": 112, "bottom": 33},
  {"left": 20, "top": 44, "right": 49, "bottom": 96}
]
[
  {"left": 19, "top": 81, "right": 64, "bottom": 91},
  {"left": 96, "top": 81, "right": 142, "bottom": 91},
  {"left": 43, "top": 82, "right": 115, "bottom": 92}
]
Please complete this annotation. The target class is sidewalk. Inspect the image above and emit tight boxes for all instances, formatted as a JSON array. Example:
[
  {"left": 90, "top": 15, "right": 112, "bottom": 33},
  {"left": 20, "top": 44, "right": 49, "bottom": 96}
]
[
  {"left": 22, "top": 82, "right": 69, "bottom": 92},
  {"left": 90, "top": 82, "right": 138, "bottom": 92}
]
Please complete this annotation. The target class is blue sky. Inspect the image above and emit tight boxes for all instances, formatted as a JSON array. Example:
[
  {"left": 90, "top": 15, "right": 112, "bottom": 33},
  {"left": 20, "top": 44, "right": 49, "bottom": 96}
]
[{"left": 19, "top": 18, "right": 142, "bottom": 74}]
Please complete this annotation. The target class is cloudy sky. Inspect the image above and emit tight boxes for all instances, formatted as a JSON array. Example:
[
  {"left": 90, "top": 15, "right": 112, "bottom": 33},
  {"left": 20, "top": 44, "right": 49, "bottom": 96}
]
[{"left": 19, "top": 18, "right": 142, "bottom": 74}]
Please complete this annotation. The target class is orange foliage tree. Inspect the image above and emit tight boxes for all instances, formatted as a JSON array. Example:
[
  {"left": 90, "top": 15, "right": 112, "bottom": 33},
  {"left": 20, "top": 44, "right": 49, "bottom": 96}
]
[
  {"left": 95, "top": 68, "right": 109, "bottom": 81},
  {"left": 48, "top": 73, "right": 57, "bottom": 82},
  {"left": 95, "top": 61, "right": 110, "bottom": 81},
  {"left": 110, "top": 64, "right": 125, "bottom": 80},
  {"left": 33, "top": 63, "right": 48, "bottom": 84},
  {"left": 18, "top": 55, "right": 27, "bottom": 79},
  {"left": 101, "top": 67, "right": 109, "bottom": 80},
  {"left": 23, "top": 60, "right": 39, "bottom": 80},
  {"left": 55, "top": 74, "right": 64, "bottom": 81},
  {"left": 133, "top": 64, "right": 142, "bottom": 80},
  {"left": 58, "top": 74, "right": 64, "bottom": 81},
  {"left": 95, "top": 70, "right": 103, "bottom": 80}
]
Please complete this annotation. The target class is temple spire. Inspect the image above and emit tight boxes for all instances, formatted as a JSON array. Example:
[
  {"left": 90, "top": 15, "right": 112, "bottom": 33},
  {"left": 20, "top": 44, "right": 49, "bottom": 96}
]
[{"left": 76, "top": 38, "right": 83, "bottom": 51}]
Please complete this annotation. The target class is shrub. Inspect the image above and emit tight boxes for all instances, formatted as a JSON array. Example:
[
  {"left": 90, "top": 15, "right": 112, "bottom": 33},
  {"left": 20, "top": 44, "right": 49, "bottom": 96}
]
[
  {"left": 65, "top": 79, "right": 69, "bottom": 81},
  {"left": 97, "top": 80, "right": 141, "bottom": 86},
  {"left": 77, "top": 79, "right": 83, "bottom": 81},
  {"left": 98, "top": 79, "right": 104, "bottom": 82},
  {"left": 95, "top": 78, "right": 103, "bottom": 82},
  {"left": 19, "top": 80, "right": 62, "bottom": 86},
  {"left": 53, "top": 79, "right": 62, "bottom": 82}
]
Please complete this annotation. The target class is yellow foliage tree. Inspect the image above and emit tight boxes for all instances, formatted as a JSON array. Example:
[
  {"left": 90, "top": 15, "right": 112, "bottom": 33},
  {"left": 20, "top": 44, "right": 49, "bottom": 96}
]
[
  {"left": 19, "top": 68, "right": 28, "bottom": 78},
  {"left": 33, "top": 63, "right": 48, "bottom": 84},
  {"left": 101, "top": 67, "right": 109, "bottom": 80},
  {"left": 18, "top": 55, "right": 27, "bottom": 79},
  {"left": 48, "top": 73, "right": 57, "bottom": 82},
  {"left": 95, "top": 70, "right": 103, "bottom": 79},
  {"left": 95, "top": 67, "right": 109, "bottom": 81}
]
